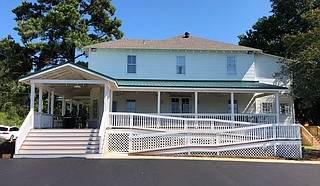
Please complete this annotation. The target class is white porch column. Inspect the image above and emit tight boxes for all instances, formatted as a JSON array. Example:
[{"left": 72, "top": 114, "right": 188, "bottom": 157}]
[
  {"left": 104, "top": 83, "right": 110, "bottom": 112},
  {"left": 69, "top": 99, "right": 73, "bottom": 111},
  {"left": 62, "top": 96, "right": 66, "bottom": 116},
  {"left": 47, "top": 91, "right": 50, "bottom": 114},
  {"left": 50, "top": 91, "right": 54, "bottom": 115},
  {"left": 109, "top": 90, "right": 113, "bottom": 112},
  {"left": 30, "top": 81, "right": 35, "bottom": 111},
  {"left": 194, "top": 92, "right": 198, "bottom": 115},
  {"left": 157, "top": 91, "right": 161, "bottom": 114},
  {"left": 231, "top": 92, "right": 235, "bottom": 121},
  {"left": 276, "top": 92, "right": 280, "bottom": 124},
  {"left": 38, "top": 86, "right": 43, "bottom": 113}
]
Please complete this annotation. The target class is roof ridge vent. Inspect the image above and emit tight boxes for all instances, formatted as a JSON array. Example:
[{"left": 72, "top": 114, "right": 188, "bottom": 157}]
[{"left": 183, "top": 32, "right": 190, "bottom": 38}]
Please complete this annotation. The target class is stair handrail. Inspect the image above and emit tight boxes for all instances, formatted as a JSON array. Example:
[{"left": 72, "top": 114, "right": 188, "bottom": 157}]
[
  {"left": 300, "top": 125, "right": 314, "bottom": 146},
  {"left": 98, "top": 111, "right": 109, "bottom": 154},
  {"left": 15, "top": 110, "right": 34, "bottom": 154}
]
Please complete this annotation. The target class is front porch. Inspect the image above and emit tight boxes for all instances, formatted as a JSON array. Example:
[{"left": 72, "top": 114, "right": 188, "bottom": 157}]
[{"left": 15, "top": 63, "right": 301, "bottom": 158}]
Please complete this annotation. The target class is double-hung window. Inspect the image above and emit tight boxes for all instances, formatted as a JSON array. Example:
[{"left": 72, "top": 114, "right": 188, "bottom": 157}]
[
  {"left": 127, "top": 55, "right": 136, "bottom": 73},
  {"left": 261, "top": 102, "right": 273, "bottom": 114},
  {"left": 280, "top": 103, "right": 290, "bottom": 115},
  {"left": 126, "top": 100, "right": 136, "bottom": 112},
  {"left": 227, "top": 56, "right": 236, "bottom": 75},
  {"left": 176, "top": 56, "right": 185, "bottom": 74}
]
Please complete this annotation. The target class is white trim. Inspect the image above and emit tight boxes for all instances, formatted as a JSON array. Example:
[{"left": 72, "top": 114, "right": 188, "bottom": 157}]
[
  {"left": 32, "top": 79, "right": 107, "bottom": 84},
  {"left": 19, "top": 63, "right": 116, "bottom": 84},
  {"left": 116, "top": 86, "right": 285, "bottom": 93},
  {"left": 231, "top": 92, "right": 234, "bottom": 121}
]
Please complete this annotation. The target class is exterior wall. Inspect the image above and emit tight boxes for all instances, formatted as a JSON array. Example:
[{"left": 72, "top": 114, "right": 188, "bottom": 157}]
[
  {"left": 88, "top": 49, "right": 255, "bottom": 81},
  {"left": 89, "top": 87, "right": 104, "bottom": 128},
  {"left": 255, "top": 94, "right": 294, "bottom": 124},
  {"left": 254, "top": 54, "right": 289, "bottom": 87},
  {"left": 112, "top": 91, "right": 255, "bottom": 114}
]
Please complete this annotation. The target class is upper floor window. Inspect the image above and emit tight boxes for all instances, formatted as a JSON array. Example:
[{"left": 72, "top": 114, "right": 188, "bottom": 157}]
[
  {"left": 176, "top": 56, "right": 185, "bottom": 74},
  {"left": 127, "top": 55, "right": 136, "bottom": 73},
  {"left": 227, "top": 56, "right": 236, "bottom": 75}
]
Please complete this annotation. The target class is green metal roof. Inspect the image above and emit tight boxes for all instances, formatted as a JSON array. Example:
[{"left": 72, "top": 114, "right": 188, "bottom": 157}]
[{"left": 116, "top": 79, "right": 287, "bottom": 90}]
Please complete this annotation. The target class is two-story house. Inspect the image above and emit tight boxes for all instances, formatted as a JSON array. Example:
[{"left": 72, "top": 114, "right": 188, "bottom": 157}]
[{"left": 15, "top": 33, "right": 301, "bottom": 158}]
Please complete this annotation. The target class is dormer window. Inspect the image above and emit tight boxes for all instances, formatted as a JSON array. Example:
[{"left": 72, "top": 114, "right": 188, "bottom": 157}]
[
  {"left": 127, "top": 55, "right": 136, "bottom": 73},
  {"left": 176, "top": 56, "right": 185, "bottom": 74}
]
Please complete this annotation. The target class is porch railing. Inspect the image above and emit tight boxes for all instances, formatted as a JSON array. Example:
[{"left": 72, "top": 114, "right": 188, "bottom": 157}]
[
  {"left": 129, "top": 124, "right": 301, "bottom": 153},
  {"left": 161, "top": 113, "right": 277, "bottom": 124},
  {"left": 300, "top": 126, "right": 314, "bottom": 146},
  {"left": 109, "top": 112, "right": 268, "bottom": 131},
  {"left": 34, "top": 112, "right": 53, "bottom": 128},
  {"left": 305, "top": 126, "right": 320, "bottom": 137},
  {"left": 15, "top": 110, "right": 34, "bottom": 154}
]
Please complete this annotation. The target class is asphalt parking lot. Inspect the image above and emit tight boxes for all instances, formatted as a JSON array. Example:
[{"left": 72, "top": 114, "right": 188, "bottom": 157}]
[{"left": 1, "top": 158, "right": 320, "bottom": 186}]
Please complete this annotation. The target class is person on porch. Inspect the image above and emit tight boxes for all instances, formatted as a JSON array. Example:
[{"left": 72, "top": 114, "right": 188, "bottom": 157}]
[{"left": 78, "top": 104, "right": 87, "bottom": 128}]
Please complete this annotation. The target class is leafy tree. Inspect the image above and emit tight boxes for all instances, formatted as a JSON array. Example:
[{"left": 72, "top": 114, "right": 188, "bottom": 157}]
[
  {"left": 0, "top": 38, "right": 33, "bottom": 126},
  {"left": 13, "top": 0, "right": 123, "bottom": 70},
  {"left": 238, "top": 0, "right": 319, "bottom": 57},
  {"left": 283, "top": 9, "right": 320, "bottom": 123}
]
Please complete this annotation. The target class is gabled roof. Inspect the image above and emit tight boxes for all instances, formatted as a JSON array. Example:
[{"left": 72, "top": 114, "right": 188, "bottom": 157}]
[{"left": 84, "top": 35, "right": 262, "bottom": 52}]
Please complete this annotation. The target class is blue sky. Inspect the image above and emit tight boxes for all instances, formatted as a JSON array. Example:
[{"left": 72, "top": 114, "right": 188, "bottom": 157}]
[{"left": 0, "top": 0, "right": 272, "bottom": 45}]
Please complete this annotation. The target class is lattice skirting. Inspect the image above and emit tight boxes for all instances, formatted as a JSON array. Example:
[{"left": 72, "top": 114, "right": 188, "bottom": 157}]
[{"left": 104, "top": 130, "right": 302, "bottom": 159}]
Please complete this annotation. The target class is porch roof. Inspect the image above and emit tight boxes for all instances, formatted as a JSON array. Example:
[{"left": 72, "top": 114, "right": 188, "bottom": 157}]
[{"left": 116, "top": 79, "right": 287, "bottom": 91}]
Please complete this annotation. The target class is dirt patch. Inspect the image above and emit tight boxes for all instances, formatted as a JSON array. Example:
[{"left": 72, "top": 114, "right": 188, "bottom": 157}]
[{"left": 302, "top": 148, "right": 320, "bottom": 161}]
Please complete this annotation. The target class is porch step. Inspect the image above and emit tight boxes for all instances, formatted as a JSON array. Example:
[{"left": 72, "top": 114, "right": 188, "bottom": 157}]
[{"left": 17, "top": 129, "right": 100, "bottom": 156}]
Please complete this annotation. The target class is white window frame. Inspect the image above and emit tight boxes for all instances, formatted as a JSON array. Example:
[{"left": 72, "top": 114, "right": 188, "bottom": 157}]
[
  {"left": 176, "top": 56, "right": 186, "bottom": 74},
  {"left": 126, "top": 100, "right": 136, "bottom": 112},
  {"left": 127, "top": 55, "right": 136, "bottom": 73},
  {"left": 261, "top": 102, "right": 273, "bottom": 114},
  {"left": 280, "top": 103, "right": 290, "bottom": 115},
  {"left": 227, "top": 56, "right": 236, "bottom": 75}
]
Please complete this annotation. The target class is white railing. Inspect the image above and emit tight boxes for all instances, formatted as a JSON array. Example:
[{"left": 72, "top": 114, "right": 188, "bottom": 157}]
[
  {"left": 129, "top": 124, "right": 301, "bottom": 153},
  {"left": 15, "top": 110, "right": 34, "bottom": 154},
  {"left": 110, "top": 112, "right": 262, "bottom": 131},
  {"left": 34, "top": 112, "right": 53, "bottom": 128},
  {"left": 98, "top": 111, "right": 109, "bottom": 154},
  {"left": 161, "top": 113, "right": 277, "bottom": 124}
]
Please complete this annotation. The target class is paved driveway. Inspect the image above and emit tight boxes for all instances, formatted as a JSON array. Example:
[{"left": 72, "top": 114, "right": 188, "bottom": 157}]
[{"left": 0, "top": 158, "right": 319, "bottom": 186}]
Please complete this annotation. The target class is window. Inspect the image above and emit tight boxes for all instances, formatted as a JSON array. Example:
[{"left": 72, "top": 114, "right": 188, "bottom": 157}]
[
  {"left": 280, "top": 103, "right": 290, "bottom": 115},
  {"left": 228, "top": 100, "right": 238, "bottom": 113},
  {"left": 127, "top": 55, "right": 136, "bottom": 73},
  {"left": 126, "top": 100, "right": 136, "bottom": 112},
  {"left": 176, "top": 56, "right": 185, "bottom": 74},
  {"left": 171, "top": 97, "right": 190, "bottom": 113},
  {"left": 227, "top": 56, "right": 236, "bottom": 75},
  {"left": 261, "top": 102, "right": 273, "bottom": 114}
]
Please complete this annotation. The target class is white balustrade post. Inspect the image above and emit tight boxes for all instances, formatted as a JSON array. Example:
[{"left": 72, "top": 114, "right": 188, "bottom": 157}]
[
  {"left": 130, "top": 114, "right": 133, "bottom": 128},
  {"left": 276, "top": 92, "right": 280, "bottom": 124},
  {"left": 50, "top": 91, "right": 54, "bottom": 115},
  {"left": 195, "top": 92, "right": 198, "bottom": 128},
  {"left": 38, "top": 86, "right": 43, "bottom": 113}
]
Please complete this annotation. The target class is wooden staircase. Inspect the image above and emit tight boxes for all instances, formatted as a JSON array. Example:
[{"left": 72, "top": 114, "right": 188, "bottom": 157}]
[
  {"left": 16, "top": 129, "right": 100, "bottom": 158},
  {"left": 301, "top": 126, "right": 320, "bottom": 146}
]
